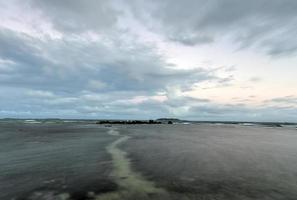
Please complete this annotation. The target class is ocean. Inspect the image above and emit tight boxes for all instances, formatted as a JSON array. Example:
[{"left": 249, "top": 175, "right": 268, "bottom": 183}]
[{"left": 1, "top": 120, "right": 297, "bottom": 200}]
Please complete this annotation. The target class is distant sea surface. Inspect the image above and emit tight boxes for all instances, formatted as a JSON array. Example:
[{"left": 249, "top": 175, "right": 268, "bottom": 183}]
[{"left": 1, "top": 120, "right": 297, "bottom": 200}]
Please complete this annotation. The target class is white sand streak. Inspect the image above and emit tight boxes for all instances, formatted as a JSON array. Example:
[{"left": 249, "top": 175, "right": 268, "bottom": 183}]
[{"left": 95, "top": 128, "right": 166, "bottom": 200}]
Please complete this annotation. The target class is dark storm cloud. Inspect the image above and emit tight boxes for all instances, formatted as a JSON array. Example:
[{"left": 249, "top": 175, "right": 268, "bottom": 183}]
[{"left": 129, "top": 0, "right": 297, "bottom": 56}]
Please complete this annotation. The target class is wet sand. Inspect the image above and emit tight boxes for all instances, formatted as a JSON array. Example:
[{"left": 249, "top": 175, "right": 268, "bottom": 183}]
[{"left": 1, "top": 122, "right": 297, "bottom": 200}]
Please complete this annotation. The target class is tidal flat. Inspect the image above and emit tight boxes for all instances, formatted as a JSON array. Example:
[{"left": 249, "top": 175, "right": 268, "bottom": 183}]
[{"left": 1, "top": 121, "right": 297, "bottom": 200}]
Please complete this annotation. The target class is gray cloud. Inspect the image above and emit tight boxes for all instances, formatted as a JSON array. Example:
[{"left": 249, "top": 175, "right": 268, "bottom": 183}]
[
  {"left": 266, "top": 96, "right": 297, "bottom": 105},
  {"left": 0, "top": 29, "right": 219, "bottom": 93},
  {"left": 1, "top": 84, "right": 296, "bottom": 122},
  {"left": 186, "top": 104, "right": 297, "bottom": 122},
  {"left": 168, "top": 33, "right": 214, "bottom": 46},
  {"left": 29, "top": 0, "right": 120, "bottom": 33},
  {"left": 0, "top": 1, "right": 296, "bottom": 121},
  {"left": 0, "top": 27, "right": 231, "bottom": 119},
  {"left": 129, "top": 0, "right": 297, "bottom": 56}
]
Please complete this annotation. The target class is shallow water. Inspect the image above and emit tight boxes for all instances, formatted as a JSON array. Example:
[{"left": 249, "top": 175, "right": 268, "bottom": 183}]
[
  {"left": 1, "top": 122, "right": 297, "bottom": 199},
  {"left": 0, "top": 122, "right": 116, "bottom": 200}
]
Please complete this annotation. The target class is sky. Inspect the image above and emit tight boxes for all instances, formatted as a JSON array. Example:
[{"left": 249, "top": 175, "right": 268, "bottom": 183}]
[{"left": 0, "top": 0, "right": 296, "bottom": 122}]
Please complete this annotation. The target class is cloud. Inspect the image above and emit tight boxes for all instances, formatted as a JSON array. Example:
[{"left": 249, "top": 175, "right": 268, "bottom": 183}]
[
  {"left": 266, "top": 96, "right": 297, "bottom": 105},
  {"left": 168, "top": 33, "right": 214, "bottom": 46},
  {"left": 87, "top": 80, "right": 108, "bottom": 91},
  {"left": 26, "top": 90, "right": 56, "bottom": 98},
  {"left": 0, "top": 28, "right": 223, "bottom": 94},
  {"left": 1, "top": 85, "right": 296, "bottom": 122},
  {"left": 186, "top": 103, "right": 297, "bottom": 122},
  {"left": 29, "top": 0, "right": 121, "bottom": 33},
  {"left": 249, "top": 77, "right": 262, "bottom": 82},
  {"left": 0, "top": 1, "right": 296, "bottom": 121},
  {"left": 129, "top": 0, "right": 297, "bottom": 56},
  {"left": 0, "top": 27, "right": 232, "bottom": 119}
]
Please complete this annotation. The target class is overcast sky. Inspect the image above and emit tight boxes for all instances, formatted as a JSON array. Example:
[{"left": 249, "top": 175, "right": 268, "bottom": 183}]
[{"left": 0, "top": 0, "right": 297, "bottom": 121}]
